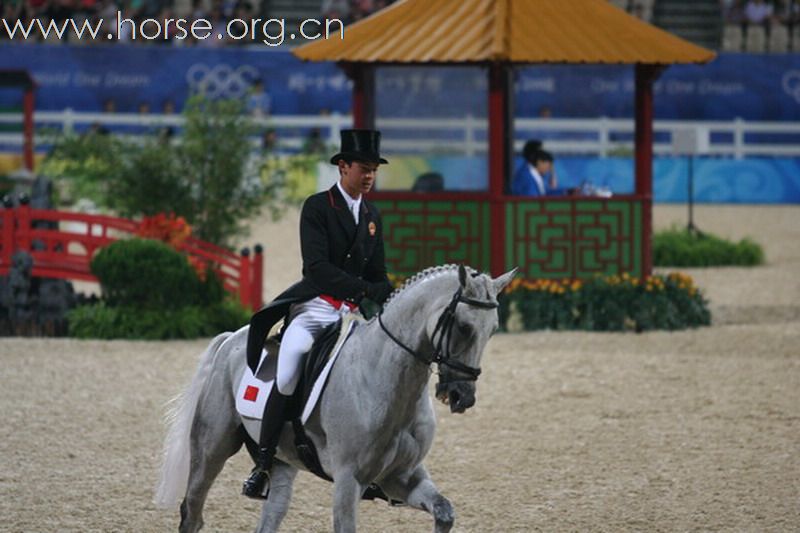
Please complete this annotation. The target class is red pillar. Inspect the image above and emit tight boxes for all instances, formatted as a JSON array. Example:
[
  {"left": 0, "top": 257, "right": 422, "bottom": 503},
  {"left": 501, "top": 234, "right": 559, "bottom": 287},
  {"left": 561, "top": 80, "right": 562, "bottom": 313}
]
[
  {"left": 488, "top": 63, "right": 511, "bottom": 277},
  {"left": 635, "top": 64, "right": 661, "bottom": 278},
  {"left": 23, "top": 88, "right": 35, "bottom": 171},
  {"left": 349, "top": 63, "right": 375, "bottom": 129}
]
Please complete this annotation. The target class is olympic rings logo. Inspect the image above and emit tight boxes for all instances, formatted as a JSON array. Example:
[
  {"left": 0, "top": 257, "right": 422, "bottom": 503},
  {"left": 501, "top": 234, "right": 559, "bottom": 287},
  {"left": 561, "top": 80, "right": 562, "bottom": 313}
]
[
  {"left": 782, "top": 70, "right": 800, "bottom": 104},
  {"left": 186, "top": 64, "right": 259, "bottom": 99}
]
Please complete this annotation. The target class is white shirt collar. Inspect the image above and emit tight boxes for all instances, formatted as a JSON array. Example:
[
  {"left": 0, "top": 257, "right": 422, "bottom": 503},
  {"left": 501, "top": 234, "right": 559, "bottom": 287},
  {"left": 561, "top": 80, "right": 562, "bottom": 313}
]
[
  {"left": 336, "top": 180, "right": 361, "bottom": 223},
  {"left": 527, "top": 163, "right": 546, "bottom": 195}
]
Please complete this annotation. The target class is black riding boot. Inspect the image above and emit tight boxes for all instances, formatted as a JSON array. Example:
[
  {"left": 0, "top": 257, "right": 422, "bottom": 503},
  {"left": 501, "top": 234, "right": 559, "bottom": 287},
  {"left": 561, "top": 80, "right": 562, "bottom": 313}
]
[{"left": 242, "top": 387, "right": 289, "bottom": 500}]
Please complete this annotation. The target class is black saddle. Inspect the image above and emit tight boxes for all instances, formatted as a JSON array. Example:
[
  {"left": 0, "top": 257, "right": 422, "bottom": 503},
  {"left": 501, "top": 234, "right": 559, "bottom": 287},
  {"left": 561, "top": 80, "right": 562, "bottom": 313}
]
[{"left": 253, "top": 318, "right": 345, "bottom": 414}]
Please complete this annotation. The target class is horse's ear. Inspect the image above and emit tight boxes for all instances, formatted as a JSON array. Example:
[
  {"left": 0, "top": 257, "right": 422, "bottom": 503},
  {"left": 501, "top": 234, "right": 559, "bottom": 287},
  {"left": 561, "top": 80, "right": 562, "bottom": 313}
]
[
  {"left": 492, "top": 267, "right": 518, "bottom": 293},
  {"left": 458, "top": 264, "right": 468, "bottom": 288}
]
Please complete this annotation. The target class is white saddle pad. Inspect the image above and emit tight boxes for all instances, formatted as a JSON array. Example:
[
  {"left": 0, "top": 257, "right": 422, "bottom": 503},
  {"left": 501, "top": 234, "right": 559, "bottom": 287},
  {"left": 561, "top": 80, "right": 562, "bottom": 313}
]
[{"left": 235, "top": 316, "right": 359, "bottom": 425}]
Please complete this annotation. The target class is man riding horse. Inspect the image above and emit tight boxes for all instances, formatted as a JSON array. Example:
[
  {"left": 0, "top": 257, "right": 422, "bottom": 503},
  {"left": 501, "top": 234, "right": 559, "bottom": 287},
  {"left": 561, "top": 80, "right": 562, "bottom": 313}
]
[{"left": 242, "top": 129, "right": 394, "bottom": 499}]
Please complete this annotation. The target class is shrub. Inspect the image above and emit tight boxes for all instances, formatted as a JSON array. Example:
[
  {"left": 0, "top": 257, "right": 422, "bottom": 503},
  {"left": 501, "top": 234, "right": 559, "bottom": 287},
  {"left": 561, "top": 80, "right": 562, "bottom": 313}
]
[
  {"left": 388, "top": 271, "right": 710, "bottom": 332},
  {"left": 90, "top": 238, "right": 202, "bottom": 310},
  {"left": 67, "top": 300, "right": 250, "bottom": 340},
  {"left": 653, "top": 227, "right": 764, "bottom": 267},
  {"left": 73, "top": 237, "right": 248, "bottom": 339},
  {"left": 499, "top": 273, "right": 711, "bottom": 332}
]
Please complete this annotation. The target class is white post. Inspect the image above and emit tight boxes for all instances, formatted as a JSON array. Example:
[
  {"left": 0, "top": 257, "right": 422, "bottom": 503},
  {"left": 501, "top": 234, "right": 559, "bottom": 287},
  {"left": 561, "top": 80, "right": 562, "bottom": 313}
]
[
  {"left": 64, "top": 108, "right": 74, "bottom": 135},
  {"left": 599, "top": 116, "right": 609, "bottom": 158},
  {"left": 465, "top": 113, "right": 476, "bottom": 156},
  {"left": 733, "top": 117, "right": 745, "bottom": 160}
]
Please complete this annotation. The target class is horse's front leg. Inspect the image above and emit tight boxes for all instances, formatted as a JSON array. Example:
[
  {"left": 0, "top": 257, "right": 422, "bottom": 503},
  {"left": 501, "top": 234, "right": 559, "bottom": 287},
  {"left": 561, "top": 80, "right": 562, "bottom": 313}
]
[
  {"left": 381, "top": 464, "right": 455, "bottom": 533},
  {"left": 332, "top": 469, "right": 366, "bottom": 533},
  {"left": 255, "top": 460, "right": 298, "bottom": 533}
]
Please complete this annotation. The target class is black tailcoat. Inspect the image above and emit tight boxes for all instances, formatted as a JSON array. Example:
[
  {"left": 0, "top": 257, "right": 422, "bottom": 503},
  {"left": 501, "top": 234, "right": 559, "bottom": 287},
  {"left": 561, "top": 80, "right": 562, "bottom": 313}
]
[{"left": 246, "top": 184, "right": 390, "bottom": 371}]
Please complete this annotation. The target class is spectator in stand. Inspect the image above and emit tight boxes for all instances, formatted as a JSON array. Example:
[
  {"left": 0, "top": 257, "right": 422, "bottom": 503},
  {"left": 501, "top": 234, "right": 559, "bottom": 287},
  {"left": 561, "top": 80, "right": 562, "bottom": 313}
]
[
  {"left": 158, "top": 99, "right": 176, "bottom": 142},
  {"left": 302, "top": 127, "right": 327, "bottom": 156},
  {"left": 261, "top": 128, "right": 278, "bottom": 153},
  {"left": 781, "top": 0, "right": 799, "bottom": 26},
  {"left": 230, "top": 1, "right": 255, "bottom": 45},
  {"left": 191, "top": 0, "right": 208, "bottom": 21},
  {"left": 350, "top": 0, "right": 374, "bottom": 24},
  {"left": 628, "top": 2, "right": 645, "bottom": 20},
  {"left": 246, "top": 79, "right": 271, "bottom": 119},
  {"left": 741, "top": 0, "right": 776, "bottom": 50},
  {"left": 321, "top": 0, "right": 350, "bottom": 24},
  {"left": 97, "top": 0, "right": 120, "bottom": 42},
  {"left": 115, "top": 6, "right": 135, "bottom": 43},
  {"left": 196, "top": 6, "right": 227, "bottom": 47},
  {"left": 721, "top": 0, "right": 745, "bottom": 23}
]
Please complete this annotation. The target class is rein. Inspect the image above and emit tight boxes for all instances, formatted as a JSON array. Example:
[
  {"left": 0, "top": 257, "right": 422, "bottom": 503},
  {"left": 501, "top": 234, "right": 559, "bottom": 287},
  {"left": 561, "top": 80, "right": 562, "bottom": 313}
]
[{"left": 377, "top": 287, "right": 498, "bottom": 381}]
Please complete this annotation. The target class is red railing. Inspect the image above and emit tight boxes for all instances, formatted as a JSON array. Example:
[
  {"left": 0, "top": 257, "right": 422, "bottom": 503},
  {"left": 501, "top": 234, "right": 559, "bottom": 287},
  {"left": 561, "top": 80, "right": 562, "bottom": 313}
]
[{"left": 0, "top": 205, "right": 264, "bottom": 311}]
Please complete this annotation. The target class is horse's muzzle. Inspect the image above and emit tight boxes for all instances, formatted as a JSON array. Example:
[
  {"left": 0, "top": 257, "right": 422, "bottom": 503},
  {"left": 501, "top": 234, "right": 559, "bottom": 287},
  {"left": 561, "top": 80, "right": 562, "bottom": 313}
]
[{"left": 436, "top": 381, "right": 476, "bottom": 414}]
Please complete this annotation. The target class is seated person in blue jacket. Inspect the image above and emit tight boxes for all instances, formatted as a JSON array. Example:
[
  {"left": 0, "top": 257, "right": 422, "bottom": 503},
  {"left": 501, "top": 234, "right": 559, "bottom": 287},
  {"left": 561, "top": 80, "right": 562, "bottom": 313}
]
[{"left": 511, "top": 144, "right": 559, "bottom": 196}]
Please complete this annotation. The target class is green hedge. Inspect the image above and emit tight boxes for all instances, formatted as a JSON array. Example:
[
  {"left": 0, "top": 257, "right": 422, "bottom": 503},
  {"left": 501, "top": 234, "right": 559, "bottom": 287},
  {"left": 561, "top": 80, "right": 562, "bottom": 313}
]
[
  {"left": 653, "top": 227, "right": 764, "bottom": 267},
  {"left": 499, "top": 272, "right": 710, "bottom": 332},
  {"left": 67, "top": 300, "right": 249, "bottom": 340},
  {"left": 69, "top": 237, "right": 249, "bottom": 339},
  {"left": 91, "top": 238, "right": 203, "bottom": 309}
]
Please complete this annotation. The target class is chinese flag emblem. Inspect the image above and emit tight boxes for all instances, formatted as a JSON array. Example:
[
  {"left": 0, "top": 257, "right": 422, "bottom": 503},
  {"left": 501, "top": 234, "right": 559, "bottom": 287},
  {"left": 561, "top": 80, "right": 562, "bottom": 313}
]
[{"left": 244, "top": 385, "right": 259, "bottom": 402}]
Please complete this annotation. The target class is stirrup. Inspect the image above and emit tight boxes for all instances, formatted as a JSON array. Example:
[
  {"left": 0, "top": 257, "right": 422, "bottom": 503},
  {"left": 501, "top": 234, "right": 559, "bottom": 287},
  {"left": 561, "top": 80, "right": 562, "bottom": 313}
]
[{"left": 242, "top": 468, "right": 271, "bottom": 500}]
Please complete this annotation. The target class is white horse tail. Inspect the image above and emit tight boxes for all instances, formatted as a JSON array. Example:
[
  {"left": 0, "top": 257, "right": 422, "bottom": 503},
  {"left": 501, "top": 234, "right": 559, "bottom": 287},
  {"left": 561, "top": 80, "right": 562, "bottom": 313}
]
[{"left": 154, "top": 332, "right": 232, "bottom": 508}]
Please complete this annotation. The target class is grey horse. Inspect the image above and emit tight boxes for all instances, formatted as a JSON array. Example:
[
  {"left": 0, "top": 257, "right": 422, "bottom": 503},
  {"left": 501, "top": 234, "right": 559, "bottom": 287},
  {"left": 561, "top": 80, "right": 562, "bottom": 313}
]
[{"left": 155, "top": 264, "right": 516, "bottom": 532}]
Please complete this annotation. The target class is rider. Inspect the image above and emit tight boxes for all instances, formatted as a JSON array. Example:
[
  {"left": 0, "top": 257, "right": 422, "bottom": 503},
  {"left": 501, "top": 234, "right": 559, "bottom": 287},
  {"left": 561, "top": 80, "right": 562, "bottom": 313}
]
[{"left": 242, "top": 129, "right": 394, "bottom": 499}]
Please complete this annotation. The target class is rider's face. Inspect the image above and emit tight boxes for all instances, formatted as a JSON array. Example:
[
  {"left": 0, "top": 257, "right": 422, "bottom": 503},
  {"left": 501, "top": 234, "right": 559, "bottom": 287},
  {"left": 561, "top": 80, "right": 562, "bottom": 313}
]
[{"left": 339, "top": 160, "right": 379, "bottom": 197}]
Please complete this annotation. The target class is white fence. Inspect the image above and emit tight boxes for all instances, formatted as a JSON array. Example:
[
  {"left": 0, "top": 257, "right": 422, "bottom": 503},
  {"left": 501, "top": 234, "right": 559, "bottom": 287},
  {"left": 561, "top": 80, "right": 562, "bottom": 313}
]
[{"left": 1, "top": 110, "right": 799, "bottom": 159}]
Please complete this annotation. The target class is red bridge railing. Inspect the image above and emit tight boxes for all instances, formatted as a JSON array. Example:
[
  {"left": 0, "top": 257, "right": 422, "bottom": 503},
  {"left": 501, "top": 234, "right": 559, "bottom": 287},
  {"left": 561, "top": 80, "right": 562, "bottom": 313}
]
[{"left": 0, "top": 205, "right": 264, "bottom": 311}]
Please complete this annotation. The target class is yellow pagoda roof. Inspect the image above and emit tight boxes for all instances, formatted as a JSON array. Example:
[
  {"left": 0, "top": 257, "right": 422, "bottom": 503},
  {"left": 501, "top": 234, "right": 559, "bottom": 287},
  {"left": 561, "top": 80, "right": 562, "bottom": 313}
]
[{"left": 293, "top": 0, "right": 715, "bottom": 65}]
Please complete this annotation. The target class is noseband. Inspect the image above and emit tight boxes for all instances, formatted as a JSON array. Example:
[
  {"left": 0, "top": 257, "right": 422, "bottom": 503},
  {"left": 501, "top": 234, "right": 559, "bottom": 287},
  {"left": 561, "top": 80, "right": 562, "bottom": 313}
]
[{"left": 377, "top": 287, "right": 498, "bottom": 381}]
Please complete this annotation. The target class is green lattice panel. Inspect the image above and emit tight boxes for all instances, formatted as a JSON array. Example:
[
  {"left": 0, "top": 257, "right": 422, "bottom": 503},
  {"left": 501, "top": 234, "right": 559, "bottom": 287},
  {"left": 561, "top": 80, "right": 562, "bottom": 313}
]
[
  {"left": 374, "top": 200, "right": 490, "bottom": 276},
  {"left": 505, "top": 199, "right": 642, "bottom": 279}
]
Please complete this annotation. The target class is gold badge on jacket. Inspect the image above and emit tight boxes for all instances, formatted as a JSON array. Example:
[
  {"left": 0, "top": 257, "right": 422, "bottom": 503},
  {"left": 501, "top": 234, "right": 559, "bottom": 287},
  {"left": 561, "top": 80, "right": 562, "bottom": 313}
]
[{"left": 368, "top": 221, "right": 376, "bottom": 236}]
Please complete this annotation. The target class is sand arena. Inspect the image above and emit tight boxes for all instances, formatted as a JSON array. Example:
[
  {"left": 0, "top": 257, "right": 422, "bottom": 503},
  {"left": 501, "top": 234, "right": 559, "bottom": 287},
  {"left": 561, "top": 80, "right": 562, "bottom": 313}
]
[{"left": 2, "top": 205, "right": 798, "bottom": 532}]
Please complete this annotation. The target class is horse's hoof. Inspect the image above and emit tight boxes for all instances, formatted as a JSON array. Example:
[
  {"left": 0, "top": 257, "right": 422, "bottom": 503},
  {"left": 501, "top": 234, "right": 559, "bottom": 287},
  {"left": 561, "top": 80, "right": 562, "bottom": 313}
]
[
  {"left": 433, "top": 495, "right": 454, "bottom": 533},
  {"left": 241, "top": 470, "right": 271, "bottom": 500}
]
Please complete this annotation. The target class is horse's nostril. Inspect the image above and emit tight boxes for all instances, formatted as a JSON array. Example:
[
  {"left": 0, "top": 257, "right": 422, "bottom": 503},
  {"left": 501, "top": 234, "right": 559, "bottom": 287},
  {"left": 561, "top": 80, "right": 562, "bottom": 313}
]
[{"left": 449, "top": 390, "right": 461, "bottom": 407}]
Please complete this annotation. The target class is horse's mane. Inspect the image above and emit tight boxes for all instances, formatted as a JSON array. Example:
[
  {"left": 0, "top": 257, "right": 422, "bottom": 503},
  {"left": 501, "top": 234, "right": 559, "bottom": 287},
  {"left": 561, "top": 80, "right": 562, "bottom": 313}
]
[{"left": 382, "top": 264, "right": 464, "bottom": 309}]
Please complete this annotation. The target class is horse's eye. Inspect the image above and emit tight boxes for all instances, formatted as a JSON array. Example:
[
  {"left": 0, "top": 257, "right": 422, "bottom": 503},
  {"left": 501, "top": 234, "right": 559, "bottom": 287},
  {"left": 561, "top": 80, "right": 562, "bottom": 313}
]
[{"left": 457, "top": 321, "right": 473, "bottom": 337}]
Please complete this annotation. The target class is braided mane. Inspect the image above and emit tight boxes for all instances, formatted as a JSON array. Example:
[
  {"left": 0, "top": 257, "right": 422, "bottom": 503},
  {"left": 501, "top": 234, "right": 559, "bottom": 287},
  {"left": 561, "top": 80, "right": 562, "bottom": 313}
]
[{"left": 382, "top": 264, "right": 464, "bottom": 309}]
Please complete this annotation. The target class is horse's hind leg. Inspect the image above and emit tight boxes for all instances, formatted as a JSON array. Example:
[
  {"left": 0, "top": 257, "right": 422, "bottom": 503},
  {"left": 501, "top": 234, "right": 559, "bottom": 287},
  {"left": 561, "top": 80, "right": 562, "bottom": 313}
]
[
  {"left": 381, "top": 465, "right": 454, "bottom": 533},
  {"left": 254, "top": 460, "right": 298, "bottom": 533},
  {"left": 179, "top": 393, "right": 243, "bottom": 532}
]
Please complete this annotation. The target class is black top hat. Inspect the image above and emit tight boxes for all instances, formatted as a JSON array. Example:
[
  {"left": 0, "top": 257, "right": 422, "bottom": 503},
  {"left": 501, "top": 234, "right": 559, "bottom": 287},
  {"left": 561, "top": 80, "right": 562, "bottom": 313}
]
[{"left": 330, "top": 129, "right": 388, "bottom": 165}]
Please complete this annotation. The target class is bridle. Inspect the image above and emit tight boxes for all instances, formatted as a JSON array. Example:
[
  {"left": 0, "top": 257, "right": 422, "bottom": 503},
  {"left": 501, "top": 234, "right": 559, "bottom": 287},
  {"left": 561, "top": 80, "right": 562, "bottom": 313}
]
[{"left": 377, "top": 287, "right": 498, "bottom": 381}]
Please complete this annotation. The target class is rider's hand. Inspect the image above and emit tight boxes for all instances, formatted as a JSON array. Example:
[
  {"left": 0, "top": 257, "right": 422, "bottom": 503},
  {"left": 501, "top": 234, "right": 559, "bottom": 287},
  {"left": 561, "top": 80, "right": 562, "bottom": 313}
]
[{"left": 364, "top": 281, "right": 393, "bottom": 305}]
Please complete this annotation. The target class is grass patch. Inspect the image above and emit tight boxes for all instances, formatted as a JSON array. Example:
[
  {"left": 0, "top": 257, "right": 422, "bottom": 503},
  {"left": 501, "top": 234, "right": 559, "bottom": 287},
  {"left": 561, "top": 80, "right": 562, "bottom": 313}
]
[{"left": 653, "top": 227, "right": 764, "bottom": 267}]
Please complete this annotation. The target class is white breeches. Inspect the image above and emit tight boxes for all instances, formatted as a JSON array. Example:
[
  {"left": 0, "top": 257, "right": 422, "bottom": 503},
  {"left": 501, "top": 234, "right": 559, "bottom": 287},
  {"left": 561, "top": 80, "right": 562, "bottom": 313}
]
[{"left": 275, "top": 297, "right": 352, "bottom": 395}]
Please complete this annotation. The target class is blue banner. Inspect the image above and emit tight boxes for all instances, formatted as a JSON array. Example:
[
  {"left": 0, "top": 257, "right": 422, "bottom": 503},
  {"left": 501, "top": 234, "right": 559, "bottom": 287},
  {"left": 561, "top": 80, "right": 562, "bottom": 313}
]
[
  {"left": 1, "top": 44, "right": 799, "bottom": 121},
  {"left": 553, "top": 156, "right": 800, "bottom": 203},
  {"left": 515, "top": 54, "right": 800, "bottom": 121},
  {"left": 378, "top": 154, "right": 800, "bottom": 203},
  {"left": 0, "top": 44, "right": 349, "bottom": 114}
]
